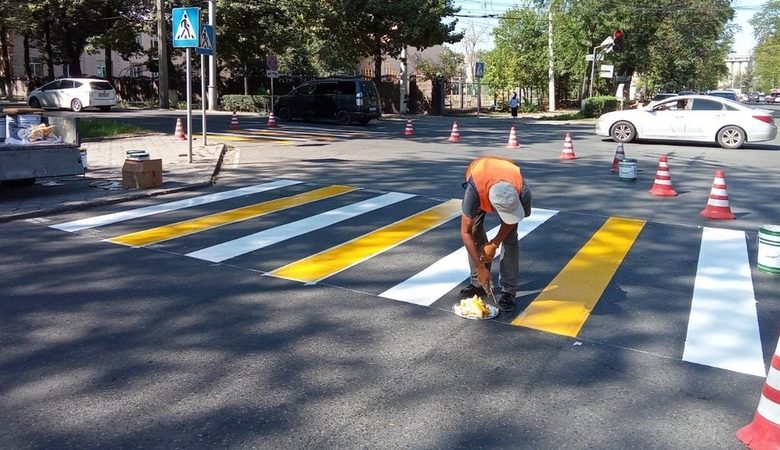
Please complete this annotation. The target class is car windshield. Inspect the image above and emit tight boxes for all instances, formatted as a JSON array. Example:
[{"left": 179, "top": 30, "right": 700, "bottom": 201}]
[{"left": 90, "top": 81, "right": 114, "bottom": 90}]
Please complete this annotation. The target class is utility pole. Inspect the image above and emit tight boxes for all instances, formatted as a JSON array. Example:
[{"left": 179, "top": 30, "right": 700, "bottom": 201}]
[
  {"left": 547, "top": 7, "right": 556, "bottom": 112},
  {"left": 156, "top": 0, "right": 169, "bottom": 108},
  {"left": 208, "top": 1, "right": 217, "bottom": 111},
  {"left": 399, "top": 46, "right": 408, "bottom": 114}
]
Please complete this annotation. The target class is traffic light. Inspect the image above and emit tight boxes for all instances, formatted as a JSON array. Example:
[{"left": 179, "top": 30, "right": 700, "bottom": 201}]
[{"left": 613, "top": 30, "right": 624, "bottom": 52}]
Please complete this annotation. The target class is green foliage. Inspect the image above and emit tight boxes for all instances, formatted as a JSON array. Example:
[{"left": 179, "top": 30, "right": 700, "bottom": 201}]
[
  {"left": 414, "top": 47, "right": 464, "bottom": 80},
  {"left": 221, "top": 95, "right": 271, "bottom": 113},
  {"left": 751, "top": 1, "right": 780, "bottom": 91},
  {"left": 581, "top": 96, "right": 618, "bottom": 118}
]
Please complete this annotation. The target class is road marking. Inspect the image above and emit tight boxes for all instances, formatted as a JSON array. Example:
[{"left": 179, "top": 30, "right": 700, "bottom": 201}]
[
  {"left": 682, "top": 227, "right": 765, "bottom": 377},
  {"left": 50, "top": 180, "right": 301, "bottom": 232},
  {"left": 108, "top": 185, "right": 357, "bottom": 247},
  {"left": 269, "top": 199, "right": 463, "bottom": 284},
  {"left": 512, "top": 217, "right": 645, "bottom": 337},
  {"left": 186, "top": 192, "right": 415, "bottom": 262},
  {"left": 379, "top": 208, "right": 558, "bottom": 306}
]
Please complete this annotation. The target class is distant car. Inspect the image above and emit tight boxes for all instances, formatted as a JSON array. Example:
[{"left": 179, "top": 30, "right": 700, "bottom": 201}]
[
  {"left": 27, "top": 77, "right": 117, "bottom": 112},
  {"left": 273, "top": 77, "right": 382, "bottom": 125},
  {"left": 707, "top": 90, "right": 739, "bottom": 102},
  {"left": 647, "top": 93, "right": 678, "bottom": 108},
  {"left": 594, "top": 94, "right": 777, "bottom": 149}
]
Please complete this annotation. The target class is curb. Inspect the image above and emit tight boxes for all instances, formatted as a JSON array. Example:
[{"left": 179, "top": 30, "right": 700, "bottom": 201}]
[{"left": 0, "top": 143, "right": 229, "bottom": 224}]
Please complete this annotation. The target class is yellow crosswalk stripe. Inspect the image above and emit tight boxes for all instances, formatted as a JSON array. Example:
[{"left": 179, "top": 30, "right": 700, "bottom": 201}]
[
  {"left": 511, "top": 217, "right": 645, "bottom": 337},
  {"left": 270, "top": 199, "right": 463, "bottom": 283},
  {"left": 109, "top": 185, "right": 357, "bottom": 247}
]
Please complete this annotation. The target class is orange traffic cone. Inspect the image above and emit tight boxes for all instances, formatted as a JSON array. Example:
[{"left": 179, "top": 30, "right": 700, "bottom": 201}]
[
  {"left": 404, "top": 119, "right": 414, "bottom": 136},
  {"left": 611, "top": 143, "right": 626, "bottom": 172},
  {"left": 560, "top": 132, "right": 576, "bottom": 160},
  {"left": 174, "top": 118, "right": 186, "bottom": 140},
  {"left": 506, "top": 126, "right": 519, "bottom": 149},
  {"left": 737, "top": 334, "right": 780, "bottom": 449},
  {"left": 699, "top": 169, "right": 736, "bottom": 220},
  {"left": 267, "top": 111, "right": 278, "bottom": 128},
  {"left": 649, "top": 155, "right": 678, "bottom": 196},
  {"left": 448, "top": 121, "right": 461, "bottom": 142},
  {"left": 230, "top": 111, "right": 240, "bottom": 130}
]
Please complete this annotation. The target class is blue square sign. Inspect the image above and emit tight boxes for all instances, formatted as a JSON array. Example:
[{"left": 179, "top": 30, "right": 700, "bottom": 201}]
[{"left": 172, "top": 7, "right": 200, "bottom": 48}]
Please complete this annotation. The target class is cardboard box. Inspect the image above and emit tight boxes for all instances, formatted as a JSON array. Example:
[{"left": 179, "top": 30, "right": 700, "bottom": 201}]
[{"left": 122, "top": 158, "right": 162, "bottom": 189}]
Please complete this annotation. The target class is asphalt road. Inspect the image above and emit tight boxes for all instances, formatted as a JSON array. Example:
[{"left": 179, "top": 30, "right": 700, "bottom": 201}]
[{"left": 2, "top": 108, "right": 779, "bottom": 448}]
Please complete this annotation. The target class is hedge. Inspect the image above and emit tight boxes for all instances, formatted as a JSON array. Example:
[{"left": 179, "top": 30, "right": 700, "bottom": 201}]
[
  {"left": 220, "top": 94, "right": 271, "bottom": 113},
  {"left": 581, "top": 96, "right": 619, "bottom": 118}
]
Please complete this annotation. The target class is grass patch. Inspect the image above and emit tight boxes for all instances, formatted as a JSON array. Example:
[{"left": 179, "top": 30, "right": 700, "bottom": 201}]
[
  {"left": 537, "top": 111, "right": 586, "bottom": 121},
  {"left": 79, "top": 118, "right": 149, "bottom": 139}
]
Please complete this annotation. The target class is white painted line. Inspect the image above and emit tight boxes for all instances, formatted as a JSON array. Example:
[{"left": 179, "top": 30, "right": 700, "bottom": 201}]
[
  {"left": 51, "top": 180, "right": 301, "bottom": 233},
  {"left": 231, "top": 148, "right": 241, "bottom": 169},
  {"left": 186, "top": 192, "right": 415, "bottom": 263},
  {"left": 683, "top": 227, "right": 766, "bottom": 377},
  {"left": 379, "top": 208, "right": 558, "bottom": 306}
]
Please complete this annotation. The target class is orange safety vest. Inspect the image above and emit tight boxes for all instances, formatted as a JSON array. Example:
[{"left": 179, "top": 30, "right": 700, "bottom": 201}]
[{"left": 465, "top": 157, "right": 523, "bottom": 213}]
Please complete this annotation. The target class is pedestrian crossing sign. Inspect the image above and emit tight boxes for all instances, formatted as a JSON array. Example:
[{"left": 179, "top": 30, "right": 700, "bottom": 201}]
[
  {"left": 172, "top": 7, "right": 200, "bottom": 48},
  {"left": 196, "top": 24, "right": 215, "bottom": 56}
]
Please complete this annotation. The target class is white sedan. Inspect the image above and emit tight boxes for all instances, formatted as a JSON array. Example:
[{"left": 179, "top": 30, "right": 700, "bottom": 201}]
[
  {"left": 27, "top": 77, "right": 117, "bottom": 112},
  {"left": 595, "top": 95, "right": 777, "bottom": 149}
]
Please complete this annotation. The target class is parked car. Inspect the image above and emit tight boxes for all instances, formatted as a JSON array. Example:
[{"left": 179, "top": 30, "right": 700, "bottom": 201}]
[
  {"left": 594, "top": 94, "right": 776, "bottom": 149},
  {"left": 27, "top": 77, "right": 117, "bottom": 112},
  {"left": 273, "top": 77, "right": 382, "bottom": 125},
  {"left": 647, "top": 93, "right": 678, "bottom": 108},
  {"left": 707, "top": 90, "right": 739, "bottom": 102}
]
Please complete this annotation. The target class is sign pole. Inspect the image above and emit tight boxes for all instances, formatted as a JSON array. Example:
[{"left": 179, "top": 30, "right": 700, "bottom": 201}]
[
  {"left": 200, "top": 54, "right": 207, "bottom": 145},
  {"left": 186, "top": 48, "right": 192, "bottom": 163}
]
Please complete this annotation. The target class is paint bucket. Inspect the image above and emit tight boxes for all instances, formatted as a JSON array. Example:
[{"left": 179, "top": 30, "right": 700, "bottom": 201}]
[
  {"left": 126, "top": 150, "right": 150, "bottom": 161},
  {"left": 618, "top": 158, "right": 637, "bottom": 181},
  {"left": 5, "top": 115, "right": 15, "bottom": 140},
  {"left": 758, "top": 225, "right": 780, "bottom": 274},
  {"left": 79, "top": 149, "right": 88, "bottom": 169}
]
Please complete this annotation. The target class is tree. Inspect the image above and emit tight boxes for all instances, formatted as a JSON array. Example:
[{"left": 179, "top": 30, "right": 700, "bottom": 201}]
[
  {"left": 414, "top": 47, "right": 464, "bottom": 80},
  {"left": 750, "top": 1, "right": 780, "bottom": 90}
]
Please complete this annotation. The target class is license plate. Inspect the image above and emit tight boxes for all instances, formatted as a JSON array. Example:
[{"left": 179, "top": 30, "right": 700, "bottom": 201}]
[{"left": 98, "top": 93, "right": 109, "bottom": 97}]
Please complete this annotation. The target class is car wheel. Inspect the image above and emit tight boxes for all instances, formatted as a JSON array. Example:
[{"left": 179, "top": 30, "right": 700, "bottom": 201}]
[
  {"left": 28, "top": 97, "right": 41, "bottom": 108},
  {"left": 99, "top": 106, "right": 111, "bottom": 112},
  {"left": 611, "top": 121, "right": 636, "bottom": 143},
  {"left": 336, "top": 110, "right": 351, "bottom": 126},
  {"left": 277, "top": 107, "right": 292, "bottom": 121},
  {"left": 71, "top": 98, "right": 83, "bottom": 112},
  {"left": 717, "top": 125, "right": 745, "bottom": 149}
]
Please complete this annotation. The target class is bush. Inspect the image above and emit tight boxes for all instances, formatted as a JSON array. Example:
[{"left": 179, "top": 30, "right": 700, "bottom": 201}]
[
  {"left": 220, "top": 95, "right": 271, "bottom": 113},
  {"left": 581, "top": 96, "right": 619, "bottom": 118}
]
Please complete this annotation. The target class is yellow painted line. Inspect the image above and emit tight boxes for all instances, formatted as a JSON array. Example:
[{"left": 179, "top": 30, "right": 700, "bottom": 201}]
[
  {"left": 270, "top": 199, "right": 462, "bottom": 283},
  {"left": 109, "top": 185, "right": 357, "bottom": 247},
  {"left": 511, "top": 217, "right": 645, "bottom": 337}
]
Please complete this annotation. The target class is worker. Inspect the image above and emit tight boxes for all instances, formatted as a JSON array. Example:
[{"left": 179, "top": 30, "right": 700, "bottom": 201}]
[{"left": 460, "top": 156, "right": 532, "bottom": 312}]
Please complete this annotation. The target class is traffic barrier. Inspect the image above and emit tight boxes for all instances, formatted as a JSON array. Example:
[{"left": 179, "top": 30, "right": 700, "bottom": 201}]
[
  {"left": 174, "top": 118, "right": 186, "bottom": 141},
  {"left": 700, "top": 169, "right": 736, "bottom": 220},
  {"left": 611, "top": 142, "right": 626, "bottom": 172},
  {"left": 267, "top": 111, "right": 278, "bottom": 128},
  {"left": 230, "top": 111, "right": 241, "bottom": 130},
  {"left": 404, "top": 119, "right": 414, "bottom": 136},
  {"left": 649, "top": 155, "right": 678, "bottom": 196},
  {"left": 560, "top": 132, "right": 576, "bottom": 159},
  {"left": 448, "top": 121, "right": 461, "bottom": 142},
  {"left": 737, "top": 334, "right": 780, "bottom": 449},
  {"left": 506, "top": 126, "right": 519, "bottom": 149}
]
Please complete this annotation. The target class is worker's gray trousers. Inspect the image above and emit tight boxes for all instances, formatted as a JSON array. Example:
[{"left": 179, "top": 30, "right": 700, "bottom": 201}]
[{"left": 467, "top": 211, "right": 519, "bottom": 296}]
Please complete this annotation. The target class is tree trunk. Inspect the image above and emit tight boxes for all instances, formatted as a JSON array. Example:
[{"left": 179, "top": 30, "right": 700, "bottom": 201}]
[
  {"left": 373, "top": 32, "right": 383, "bottom": 84},
  {"left": 104, "top": 43, "right": 113, "bottom": 80},
  {"left": 43, "top": 22, "right": 55, "bottom": 80},
  {"left": 0, "top": 26, "right": 12, "bottom": 98}
]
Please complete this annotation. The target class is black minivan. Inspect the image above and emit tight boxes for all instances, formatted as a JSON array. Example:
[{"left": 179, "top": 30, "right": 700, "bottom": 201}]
[{"left": 273, "top": 77, "right": 382, "bottom": 125}]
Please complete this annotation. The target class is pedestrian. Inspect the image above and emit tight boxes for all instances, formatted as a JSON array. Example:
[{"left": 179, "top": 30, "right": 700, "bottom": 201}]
[
  {"left": 509, "top": 93, "right": 520, "bottom": 118},
  {"left": 459, "top": 156, "right": 532, "bottom": 312}
]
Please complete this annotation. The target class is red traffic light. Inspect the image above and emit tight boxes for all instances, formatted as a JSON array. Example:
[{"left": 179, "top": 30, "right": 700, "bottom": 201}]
[
  {"left": 614, "top": 30, "right": 623, "bottom": 40},
  {"left": 612, "top": 30, "right": 624, "bottom": 52}
]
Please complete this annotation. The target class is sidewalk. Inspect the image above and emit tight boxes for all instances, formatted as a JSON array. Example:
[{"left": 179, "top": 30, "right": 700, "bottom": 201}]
[{"left": 0, "top": 133, "right": 227, "bottom": 223}]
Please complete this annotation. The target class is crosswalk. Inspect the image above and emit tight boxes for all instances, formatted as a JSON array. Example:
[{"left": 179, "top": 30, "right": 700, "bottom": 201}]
[
  {"left": 208, "top": 123, "right": 372, "bottom": 144},
  {"left": 48, "top": 179, "right": 772, "bottom": 377}
]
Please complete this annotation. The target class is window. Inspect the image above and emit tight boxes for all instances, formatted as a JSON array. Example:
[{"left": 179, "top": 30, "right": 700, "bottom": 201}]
[
  {"left": 42, "top": 80, "right": 62, "bottom": 91},
  {"left": 337, "top": 81, "right": 356, "bottom": 95},
  {"left": 691, "top": 99, "right": 724, "bottom": 111},
  {"left": 96, "top": 65, "right": 106, "bottom": 78},
  {"left": 129, "top": 65, "right": 143, "bottom": 78},
  {"left": 135, "top": 34, "right": 142, "bottom": 46},
  {"left": 150, "top": 38, "right": 158, "bottom": 49},
  {"left": 59, "top": 80, "right": 75, "bottom": 89},
  {"left": 30, "top": 57, "right": 42, "bottom": 78},
  {"left": 314, "top": 82, "right": 337, "bottom": 95}
]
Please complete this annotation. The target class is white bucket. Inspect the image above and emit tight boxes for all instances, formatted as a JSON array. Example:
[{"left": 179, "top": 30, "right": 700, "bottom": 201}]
[
  {"left": 618, "top": 158, "right": 637, "bottom": 181},
  {"left": 5, "top": 115, "right": 15, "bottom": 140},
  {"left": 758, "top": 225, "right": 780, "bottom": 274},
  {"left": 79, "top": 149, "right": 88, "bottom": 169}
]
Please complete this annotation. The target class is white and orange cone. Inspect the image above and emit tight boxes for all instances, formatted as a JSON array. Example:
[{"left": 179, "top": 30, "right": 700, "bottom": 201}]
[
  {"left": 267, "top": 111, "right": 278, "bottom": 128},
  {"left": 506, "top": 126, "right": 519, "bottom": 149},
  {"left": 174, "top": 118, "right": 186, "bottom": 141},
  {"left": 230, "top": 111, "right": 240, "bottom": 130},
  {"left": 737, "top": 335, "right": 780, "bottom": 449},
  {"left": 404, "top": 119, "right": 414, "bottom": 136},
  {"left": 611, "top": 143, "right": 626, "bottom": 172},
  {"left": 649, "top": 155, "right": 678, "bottom": 196},
  {"left": 699, "top": 169, "right": 736, "bottom": 220},
  {"left": 448, "top": 121, "right": 461, "bottom": 142},
  {"left": 559, "top": 132, "right": 576, "bottom": 160}
]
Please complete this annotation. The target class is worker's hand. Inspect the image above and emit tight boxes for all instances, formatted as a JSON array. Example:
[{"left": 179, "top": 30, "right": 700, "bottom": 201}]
[
  {"left": 476, "top": 265, "right": 491, "bottom": 289},
  {"left": 481, "top": 242, "right": 498, "bottom": 263}
]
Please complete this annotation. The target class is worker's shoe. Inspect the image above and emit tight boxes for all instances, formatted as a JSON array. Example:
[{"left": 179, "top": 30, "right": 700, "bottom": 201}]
[
  {"left": 459, "top": 283, "right": 486, "bottom": 298},
  {"left": 498, "top": 292, "right": 516, "bottom": 312}
]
